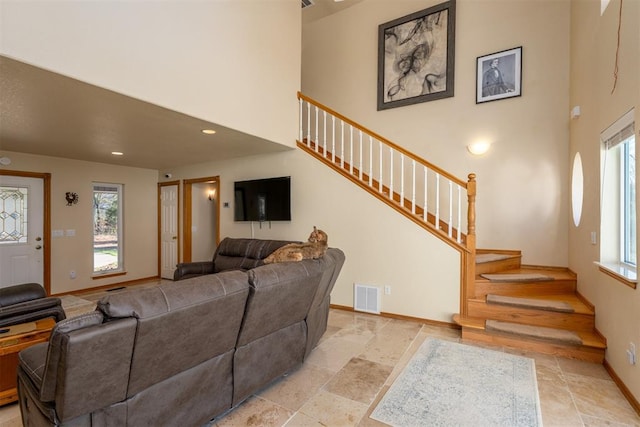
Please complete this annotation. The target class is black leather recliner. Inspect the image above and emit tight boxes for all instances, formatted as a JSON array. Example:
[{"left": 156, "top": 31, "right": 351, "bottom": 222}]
[{"left": 0, "top": 283, "right": 66, "bottom": 327}]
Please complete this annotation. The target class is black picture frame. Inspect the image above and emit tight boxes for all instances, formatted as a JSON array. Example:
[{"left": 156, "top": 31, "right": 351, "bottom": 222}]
[
  {"left": 476, "top": 46, "right": 522, "bottom": 104},
  {"left": 377, "top": 0, "right": 456, "bottom": 111}
]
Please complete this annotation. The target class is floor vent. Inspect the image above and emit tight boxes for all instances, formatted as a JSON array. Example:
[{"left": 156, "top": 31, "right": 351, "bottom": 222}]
[{"left": 354, "top": 284, "right": 380, "bottom": 314}]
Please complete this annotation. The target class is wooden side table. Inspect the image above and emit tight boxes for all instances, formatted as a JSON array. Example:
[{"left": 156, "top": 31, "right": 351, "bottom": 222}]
[{"left": 0, "top": 318, "right": 55, "bottom": 406}]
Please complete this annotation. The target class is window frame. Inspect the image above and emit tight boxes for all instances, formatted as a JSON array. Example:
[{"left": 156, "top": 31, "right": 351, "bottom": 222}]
[
  {"left": 598, "top": 109, "right": 636, "bottom": 287},
  {"left": 92, "top": 182, "right": 124, "bottom": 276}
]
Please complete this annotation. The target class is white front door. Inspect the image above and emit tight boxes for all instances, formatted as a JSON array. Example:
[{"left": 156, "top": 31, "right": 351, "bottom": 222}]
[
  {"left": 0, "top": 175, "right": 44, "bottom": 288},
  {"left": 160, "top": 184, "right": 179, "bottom": 279}
]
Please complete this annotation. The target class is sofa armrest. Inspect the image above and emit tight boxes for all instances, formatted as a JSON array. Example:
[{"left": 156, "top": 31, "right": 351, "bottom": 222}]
[
  {"left": 173, "top": 261, "right": 215, "bottom": 280},
  {"left": 0, "top": 297, "right": 66, "bottom": 327},
  {"left": 0, "top": 283, "right": 46, "bottom": 307}
]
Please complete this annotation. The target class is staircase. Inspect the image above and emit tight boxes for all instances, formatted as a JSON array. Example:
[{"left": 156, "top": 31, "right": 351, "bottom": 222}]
[
  {"left": 297, "top": 92, "right": 606, "bottom": 363},
  {"left": 454, "top": 250, "right": 607, "bottom": 363}
]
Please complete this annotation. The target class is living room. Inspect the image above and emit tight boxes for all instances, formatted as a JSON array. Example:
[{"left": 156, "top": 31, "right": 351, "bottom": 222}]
[{"left": 0, "top": 0, "right": 639, "bottom": 423}]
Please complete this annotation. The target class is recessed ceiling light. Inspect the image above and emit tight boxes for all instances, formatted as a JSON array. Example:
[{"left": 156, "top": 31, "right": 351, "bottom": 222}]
[
  {"left": 111, "top": 151, "right": 124, "bottom": 156},
  {"left": 201, "top": 129, "right": 216, "bottom": 135}
]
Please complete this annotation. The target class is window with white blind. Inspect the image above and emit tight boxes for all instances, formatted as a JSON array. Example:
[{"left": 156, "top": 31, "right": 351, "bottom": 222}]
[{"left": 599, "top": 109, "right": 636, "bottom": 285}]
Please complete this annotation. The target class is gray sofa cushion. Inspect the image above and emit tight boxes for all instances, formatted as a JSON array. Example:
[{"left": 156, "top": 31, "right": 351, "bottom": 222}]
[
  {"left": 99, "top": 271, "right": 251, "bottom": 397},
  {"left": 237, "top": 259, "right": 323, "bottom": 346},
  {"left": 213, "top": 238, "right": 293, "bottom": 272}
]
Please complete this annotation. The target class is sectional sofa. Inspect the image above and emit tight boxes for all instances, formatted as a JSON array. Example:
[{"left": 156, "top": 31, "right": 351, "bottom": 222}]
[{"left": 16, "top": 238, "right": 345, "bottom": 426}]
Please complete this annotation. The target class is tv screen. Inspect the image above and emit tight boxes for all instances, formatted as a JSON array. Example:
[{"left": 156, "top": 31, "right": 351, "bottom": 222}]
[{"left": 234, "top": 176, "right": 291, "bottom": 222}]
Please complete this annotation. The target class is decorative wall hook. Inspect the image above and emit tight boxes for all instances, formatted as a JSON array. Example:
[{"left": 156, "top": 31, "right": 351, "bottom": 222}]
[{"left": 65, "top": 192, "right": 79, "bottom": 206}]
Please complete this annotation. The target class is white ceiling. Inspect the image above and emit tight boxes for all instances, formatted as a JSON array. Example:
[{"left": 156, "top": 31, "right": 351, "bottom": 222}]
[{"left": 0, "top": 0, "right": 363, "bottom": 171}]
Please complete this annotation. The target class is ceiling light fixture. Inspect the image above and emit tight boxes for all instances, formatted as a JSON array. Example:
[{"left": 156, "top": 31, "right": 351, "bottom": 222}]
[
  {"left": 111, "top": 151, "right": 124, "bottom": 156},
  {"left": 201, "top": 129, "right": 216, "bottom": 135}
]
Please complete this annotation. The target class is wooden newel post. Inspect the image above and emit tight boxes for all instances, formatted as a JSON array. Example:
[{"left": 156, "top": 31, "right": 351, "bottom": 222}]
[
  {"left": 467, "top": 173, "right": 476, "bottom": 240},
  {"left": 462, "top": 173, "right": 477, "bottom": 315}
]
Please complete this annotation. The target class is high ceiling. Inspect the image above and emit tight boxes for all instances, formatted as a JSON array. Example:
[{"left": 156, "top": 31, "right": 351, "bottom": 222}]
[{"left": 0, "top": 0, "right": 362, "bottom": 171}]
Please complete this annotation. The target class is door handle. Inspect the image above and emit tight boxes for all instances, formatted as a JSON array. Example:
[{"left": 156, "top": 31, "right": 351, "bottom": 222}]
[
  {"left": 35, "top": 237, "right": 42, "bottom": 241},
  {"left": 172, "top": 236, "right": 177, "bottom": 240},
  {"left": 35, "top": 245, "right": 42, "bottom": 250}
]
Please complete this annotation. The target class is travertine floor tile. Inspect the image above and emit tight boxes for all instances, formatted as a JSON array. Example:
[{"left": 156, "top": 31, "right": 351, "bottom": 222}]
[
  {"left": 324, "top": 357, "right": 392, "bottom": 405},
  {"left": 358, "top": 330, "right": 416, "bottom": 366},
  {"left": 558, "top": 357, "right": 613, "bottom": 380},
  {"left": 566, "top": 373, "right": 639, "bottom": 425},
  {"left": 537, "top": 379, "right": 583, "bottom": 426},
  {"left": 213, "top": 396, "right": 293, "bottom": 427},
  {"left": 298, "top": 390, "right": 369, "bottom": 426},
  {"left": 257, "top": 363, "right": 334, "bottom": 412},
  {"left": 304, "top": 336, "right": 367, "bottom": 372}
]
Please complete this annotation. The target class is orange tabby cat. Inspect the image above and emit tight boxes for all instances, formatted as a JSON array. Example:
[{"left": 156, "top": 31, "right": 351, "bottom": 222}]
[{"left": 263, "top": 226, "right": 328, "bottom": 264}]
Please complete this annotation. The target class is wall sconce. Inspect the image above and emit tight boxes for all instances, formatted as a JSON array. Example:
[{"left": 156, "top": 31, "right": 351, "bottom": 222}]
[
  {"left": 467, "top": 141, "right": 491, "bottom": 156},
  {"left": 208, "top": 190, "right": 216, "bottom": 201}
]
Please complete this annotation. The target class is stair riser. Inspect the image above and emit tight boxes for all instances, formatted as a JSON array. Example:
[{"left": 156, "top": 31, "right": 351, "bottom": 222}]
[
  {"left": 467, "top": 301, "right": 595, "bottom": 332},
  {"left": 476, "top": 257, "right": 521, "bottom": 275},
  {"left": 461, "top": 328, "right": 604, "bottom": 363},
  {"left": 474, "top": 280, "right": 576, "bottom": 298}
]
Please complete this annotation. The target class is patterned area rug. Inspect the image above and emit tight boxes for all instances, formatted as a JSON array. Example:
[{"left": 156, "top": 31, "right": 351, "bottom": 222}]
[{"left": 370, "top": 338, "right": 542, "bottom": 427}]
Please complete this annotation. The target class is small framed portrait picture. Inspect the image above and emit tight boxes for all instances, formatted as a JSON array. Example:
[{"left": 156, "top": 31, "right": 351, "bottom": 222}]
[{"left": 476, "top": 46, "right": 522, "bottom": 104}]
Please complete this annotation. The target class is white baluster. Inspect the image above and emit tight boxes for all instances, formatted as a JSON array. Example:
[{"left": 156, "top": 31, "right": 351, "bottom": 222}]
[
  {"left": 332, "top": 116, "right": 336, "bottom": 163},
  {"left": 315, "top": 106, "right": 319, "bottom": 152},
  {"left": 424, "top": 167, "right": 428, "bottom": 221},
  {"left": 435, "top": 174, "right": 440, "bottom": 230},
  {"left": 359, "top": 131, "right": 363, "bottom": 180},
  {"left": 412, "top": 160, "right": 416, "bottom": 214},
  {"left": 400, "top": 154, "right": 404, "bottom": 205},
  {"left": 323, "top": 111, "right": 327, "bottom": 157},
  {"left": 389, "top": 148, "right": 393, "bottom": 199},
  {"left": 448, "top": 181, "right": 453, "bottom": 238},
  {"left": 457, "top": 185, "right": 462, "bottom": 243},
  {"left": 349, "top": 126, "right": 353, "bottom": 175},
  {"left": 306, "top": 101, "right": 311, "bottom": 144},
  {"left": 379, "top": 141, "right": 383, "bottom": 193},
  {"left": 299, "top": 99, "right": 303, "bottom": 142},
  {"left": 369, "top": 136, "right": 373, "bottom": 186},
  {"left": 340, "top": 121, "right": 345, "bottom": 168}
]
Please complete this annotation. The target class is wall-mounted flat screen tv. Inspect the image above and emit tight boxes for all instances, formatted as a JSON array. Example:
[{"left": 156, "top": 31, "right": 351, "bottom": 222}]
[{"left": 234, "top": 176, "right": 291, "bottom": 222}]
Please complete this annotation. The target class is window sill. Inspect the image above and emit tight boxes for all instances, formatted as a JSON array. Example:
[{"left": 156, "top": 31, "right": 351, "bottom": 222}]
[
  {"left": 595, "top": 262, "right": 637, "bottom": 289},
  {"left": 92, "top": 271, "right": 127, "bottom": 280}
]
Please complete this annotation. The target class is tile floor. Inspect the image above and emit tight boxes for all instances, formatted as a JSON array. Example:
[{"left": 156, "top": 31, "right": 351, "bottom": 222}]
[{"left": 1, "top": 287, "right": 639, "bottom": 427}]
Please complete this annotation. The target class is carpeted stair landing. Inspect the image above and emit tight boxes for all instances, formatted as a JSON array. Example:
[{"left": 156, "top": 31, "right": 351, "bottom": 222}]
[
  {"left": 485, "top": 320, "right": 583, "bottom": 346},
  {"left": 486, "top": 294, "right": 575, "bottom": 313}
]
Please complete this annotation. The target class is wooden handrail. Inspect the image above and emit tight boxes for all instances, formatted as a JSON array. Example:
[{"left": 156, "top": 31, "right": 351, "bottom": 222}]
[
  {"left": 298, "top": 92, "right": 468, "bottom": 188},
  {"left": 297, "top": 92, "right": 478, "bottom": 316}
]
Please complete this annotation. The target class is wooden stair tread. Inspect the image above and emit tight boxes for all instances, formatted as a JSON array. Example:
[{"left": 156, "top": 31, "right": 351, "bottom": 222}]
[
  {"left": 481, "top": 294, "right": 594, "bottom": 315},
  {"left": 476, "top": 267, "right": 576, "bottom": 281}
]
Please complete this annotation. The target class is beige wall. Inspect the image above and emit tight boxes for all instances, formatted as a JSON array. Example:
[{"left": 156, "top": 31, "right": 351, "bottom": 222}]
[
  {"left": 163, "top": 149, "right": 461, "bottom": 322},
  {"left": 0, "top": 151, "right": 158, "bottom": 294},
  {"left": 569, "top": 0, "right": 640, "bottom": 402},
  {"left": 0, "top": 0, "right": 301, "bottom": 147},
  {"left": 302, "top": 0, "right": 571, "bottom": 267}
]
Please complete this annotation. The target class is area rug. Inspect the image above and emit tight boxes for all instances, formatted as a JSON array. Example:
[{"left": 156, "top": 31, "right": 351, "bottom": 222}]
[{"left": 370, "top": 338, "right": 542, "bottom": 427}]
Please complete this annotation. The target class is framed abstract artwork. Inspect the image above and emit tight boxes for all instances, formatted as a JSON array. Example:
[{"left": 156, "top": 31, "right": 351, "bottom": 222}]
[
  {"left": 377, "top": 0, "right": 456, "bottom": 110},
  {"left": 476, "top": 46, "right": 522, "bottom": 104}
]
